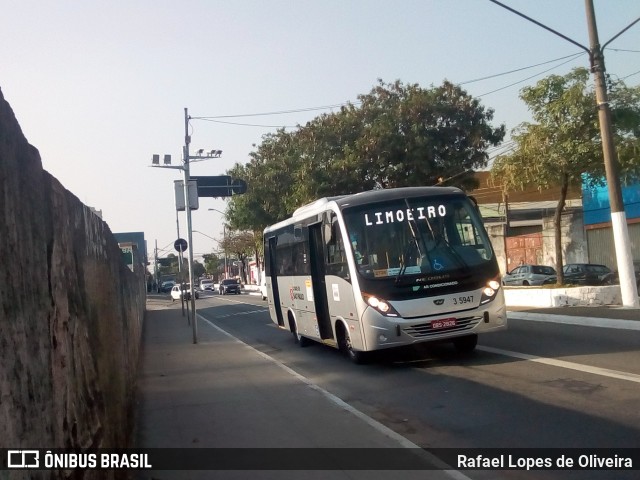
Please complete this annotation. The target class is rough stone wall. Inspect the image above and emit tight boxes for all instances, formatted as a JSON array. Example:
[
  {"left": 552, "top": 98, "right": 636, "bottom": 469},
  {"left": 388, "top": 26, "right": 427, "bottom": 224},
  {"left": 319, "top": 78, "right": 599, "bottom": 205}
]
[
  {"left": 0, "top": 88, "right": 145, "bottom": 478},
  {"left": 542, "top": 209, "right": 588, "bottom": 266},
  {"left": 486, "top": 223, "right": 507, "bottom": 273}
]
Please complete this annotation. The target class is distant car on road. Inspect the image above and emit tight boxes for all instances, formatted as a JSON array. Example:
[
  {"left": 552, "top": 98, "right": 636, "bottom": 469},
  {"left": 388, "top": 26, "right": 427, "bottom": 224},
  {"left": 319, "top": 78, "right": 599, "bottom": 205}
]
[
  {"left": 219, "top": 278, "right": 241, "bottom": 295},
  {"left": 161, "top": 281, "right": 175, "bottom": 293},
  {"left": 502, "top": 264, "right": 557, "bottom": 286},
  {"left": 562, "top": 263, "right": 615, "bottom": 286},
  {"left": 171, "top": 284, "right": 200, "bottom": 301},
  {"left": 199, "top": 279, "right": 214, "bottom": 291}
]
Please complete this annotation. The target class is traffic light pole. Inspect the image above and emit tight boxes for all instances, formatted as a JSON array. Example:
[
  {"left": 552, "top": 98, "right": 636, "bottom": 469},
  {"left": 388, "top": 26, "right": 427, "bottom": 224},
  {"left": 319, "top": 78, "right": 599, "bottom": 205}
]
[{"left": 183, "top": 107, "right": 198, "bottom": 343}]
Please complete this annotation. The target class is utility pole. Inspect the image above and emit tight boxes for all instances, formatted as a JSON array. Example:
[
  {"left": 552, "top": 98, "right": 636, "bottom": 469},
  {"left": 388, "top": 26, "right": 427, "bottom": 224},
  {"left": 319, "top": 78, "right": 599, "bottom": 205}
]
[
  {"left": 154, "top": 239, "right": 159, "bottom": 292},
  {"left": 489, "top": 0, "right": 639, "bottom": 308},
  {"left": 584, "top": 0, "right": 638, "bottom": 308}
]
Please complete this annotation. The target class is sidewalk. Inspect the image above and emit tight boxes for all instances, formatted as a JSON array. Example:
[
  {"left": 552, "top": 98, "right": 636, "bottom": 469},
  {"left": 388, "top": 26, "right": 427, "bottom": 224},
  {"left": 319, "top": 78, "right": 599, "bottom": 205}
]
[
  {"left": 508, "top": 305, "right": 640, "bottom": 330},
  {"left": 134, "top": 299, "right": 456, "bottom": 479}
]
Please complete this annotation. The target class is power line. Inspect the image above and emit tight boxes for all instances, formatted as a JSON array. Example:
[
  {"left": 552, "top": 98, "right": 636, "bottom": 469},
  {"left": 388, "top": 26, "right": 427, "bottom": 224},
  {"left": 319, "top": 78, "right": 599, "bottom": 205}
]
[
  {"left": 606, "top": 47, "right": 640, "bottom": 54},
  {"left": 195, "top": 118, "right": 298, "bottom": 128},
  {"left": 459, "top": 52, "right": 584, "bottom": 85},
  {"left": 191, "top": 102, "right": 354, "bottom": 120},
  {"left": 478, "top": 55, "right": 584, "bottom": 97},
  {"left": 189, "top": 54, "right": 595, "bottom": 126},
  {"left": 621, "top": 69, "right": 640, "bottom": 80}
]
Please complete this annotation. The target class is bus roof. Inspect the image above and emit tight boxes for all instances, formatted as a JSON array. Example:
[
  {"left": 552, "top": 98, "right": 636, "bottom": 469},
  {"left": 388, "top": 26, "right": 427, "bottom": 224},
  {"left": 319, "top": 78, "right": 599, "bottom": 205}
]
[
  {"left": 265, "top": 186, "right": 465, "bottom": 234},
  {"left": 329, "top": 186, "right": 463, "bottom": 209}
]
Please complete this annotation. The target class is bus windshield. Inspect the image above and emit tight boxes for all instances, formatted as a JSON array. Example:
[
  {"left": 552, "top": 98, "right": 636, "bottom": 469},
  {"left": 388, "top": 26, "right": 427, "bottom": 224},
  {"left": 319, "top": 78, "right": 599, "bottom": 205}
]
[{"left": 342, "top": 195, "right": 494, "bottom": 280}]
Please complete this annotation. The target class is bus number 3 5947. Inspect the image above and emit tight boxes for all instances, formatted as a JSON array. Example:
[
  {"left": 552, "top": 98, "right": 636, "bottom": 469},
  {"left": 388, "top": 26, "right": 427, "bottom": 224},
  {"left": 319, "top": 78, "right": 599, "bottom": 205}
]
[{"left": 452, "top": 295, "right": 473, "bottom": 305}]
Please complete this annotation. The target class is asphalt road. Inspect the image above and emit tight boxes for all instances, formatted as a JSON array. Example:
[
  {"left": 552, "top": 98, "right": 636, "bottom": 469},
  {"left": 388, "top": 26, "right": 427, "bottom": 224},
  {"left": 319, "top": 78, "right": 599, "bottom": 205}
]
[{"left": 192, "top": 291, "right": 640, "bottom": 480}]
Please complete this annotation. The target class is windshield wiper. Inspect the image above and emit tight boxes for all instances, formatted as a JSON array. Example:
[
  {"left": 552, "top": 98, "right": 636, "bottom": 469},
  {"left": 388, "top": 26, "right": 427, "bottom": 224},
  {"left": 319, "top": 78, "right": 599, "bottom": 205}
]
[
  {"left": 423, "top": 215, "right": 469, "bottom": 271},
  {"left": 395, "top": 199, "right": 431, "bottom": 285}
]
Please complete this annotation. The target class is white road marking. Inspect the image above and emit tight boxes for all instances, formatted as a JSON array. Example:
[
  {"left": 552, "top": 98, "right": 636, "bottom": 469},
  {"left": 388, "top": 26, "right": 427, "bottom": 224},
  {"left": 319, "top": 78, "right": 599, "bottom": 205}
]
[
  {"left": 478, "top": 346, "right": 640, "bottom": 384},
  {"left": 198, "top": 312, "right": 473, "bottom": 480}
]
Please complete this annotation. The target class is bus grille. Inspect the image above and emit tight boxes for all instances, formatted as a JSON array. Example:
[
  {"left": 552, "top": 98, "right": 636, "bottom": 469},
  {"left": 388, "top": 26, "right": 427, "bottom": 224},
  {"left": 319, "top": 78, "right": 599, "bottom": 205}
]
[{"left": 403, "top": 315, "right": 483, "bottom": 338}]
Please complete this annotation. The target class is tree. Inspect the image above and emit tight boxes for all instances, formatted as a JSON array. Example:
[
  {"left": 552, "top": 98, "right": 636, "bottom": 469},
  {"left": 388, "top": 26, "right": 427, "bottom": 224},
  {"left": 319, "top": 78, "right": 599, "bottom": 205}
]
[
  {"left": 202, "top": 253, "right": 222, "bottom": 276},
  {"left": 491, "top": 68, "right": 640, "bottom": 283},
  {"left": 227, "top": 79, "right": 505, "bottom": 231},
  {"left": 219, "top": 230, "right": 258, "bottom": 284},
  {"left": 192, "top": 260, "right": 205, "bottom": 280}
]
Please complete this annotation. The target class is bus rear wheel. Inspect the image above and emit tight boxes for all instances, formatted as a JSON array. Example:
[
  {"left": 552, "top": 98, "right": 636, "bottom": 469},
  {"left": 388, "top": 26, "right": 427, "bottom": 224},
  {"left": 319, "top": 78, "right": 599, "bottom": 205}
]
[
  {"left": 453, "top": 334, "right": 478, "bottom": 353},
  {"left": 291, "top": 320, "right": 311, "bottom": 347}
]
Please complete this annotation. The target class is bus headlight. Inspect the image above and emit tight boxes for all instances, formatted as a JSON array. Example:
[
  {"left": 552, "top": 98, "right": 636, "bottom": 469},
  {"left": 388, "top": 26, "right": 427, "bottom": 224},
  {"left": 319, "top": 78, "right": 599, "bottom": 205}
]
[
  {"left": 480, "top": 279, "right": 501, "bottom": 305},
  {"left": 362, "top": 293, "right": 400, "bottom": 317}
]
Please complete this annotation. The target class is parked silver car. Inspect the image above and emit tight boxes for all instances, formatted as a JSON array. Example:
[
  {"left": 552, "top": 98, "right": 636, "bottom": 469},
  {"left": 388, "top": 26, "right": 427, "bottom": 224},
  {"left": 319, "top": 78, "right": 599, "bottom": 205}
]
[{"left": 502, "top": 264, "right": 557, "bottom": 286}]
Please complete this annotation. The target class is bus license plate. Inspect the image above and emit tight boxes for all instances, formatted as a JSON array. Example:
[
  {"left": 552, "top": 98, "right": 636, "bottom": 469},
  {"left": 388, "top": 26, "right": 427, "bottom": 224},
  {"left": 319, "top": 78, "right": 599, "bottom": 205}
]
[{"left": 431, "top": 318, "right": 456, "bottom": 329}]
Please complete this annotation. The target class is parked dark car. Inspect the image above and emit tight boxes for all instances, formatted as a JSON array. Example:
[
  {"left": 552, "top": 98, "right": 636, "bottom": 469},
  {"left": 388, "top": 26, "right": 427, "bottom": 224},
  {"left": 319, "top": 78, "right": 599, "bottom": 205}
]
[
  {"left": 502, "top": 264, "right": 557, "bottom": 286},
  {"left": 562, "top": 263, "right": 615, "bottom": 286},
  {"left": 219, "top": 278, "right": 241, "bottom": 295},
  {"left": 160, "top": 281, "right": 175, "bottom": 293}
]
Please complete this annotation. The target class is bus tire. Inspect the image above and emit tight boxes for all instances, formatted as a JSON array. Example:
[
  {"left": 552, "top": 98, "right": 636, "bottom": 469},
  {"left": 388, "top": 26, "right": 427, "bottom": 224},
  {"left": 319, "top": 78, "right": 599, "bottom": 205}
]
[
  {"left": 291, "top": 320, "right": 311, "bottom": 347},
  {"left": 453, "top": 334, "right": 478, "bottom": 353},
  {"left": 337, "top": 323, "right": 368, "bottom": 364}
]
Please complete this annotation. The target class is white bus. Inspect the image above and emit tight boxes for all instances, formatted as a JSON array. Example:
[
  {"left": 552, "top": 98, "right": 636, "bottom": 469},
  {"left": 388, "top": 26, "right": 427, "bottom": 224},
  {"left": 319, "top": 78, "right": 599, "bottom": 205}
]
[{"left": 263, "top": 187, "right": 506, "bottom": 363}]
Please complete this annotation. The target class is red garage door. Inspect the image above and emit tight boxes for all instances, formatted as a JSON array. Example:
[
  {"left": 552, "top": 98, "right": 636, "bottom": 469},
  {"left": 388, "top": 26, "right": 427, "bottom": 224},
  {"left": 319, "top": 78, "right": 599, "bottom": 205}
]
[{"left": 505, "top": 231, "right": 543, "bottom": 273}]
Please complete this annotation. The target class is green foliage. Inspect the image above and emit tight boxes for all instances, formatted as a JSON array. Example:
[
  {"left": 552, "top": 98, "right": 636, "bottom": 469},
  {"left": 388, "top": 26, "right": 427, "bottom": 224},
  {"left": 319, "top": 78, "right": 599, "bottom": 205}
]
[
  {"left": 219, "top": 230, "right": 259, "bottom": 283},
  {"left": 192, "top": 260, "right": 205, "bottom": 279},
  {"left": 226, "top": 79, "right": 505, "bottom": 232},
  {"left": 492, "top": 68, "right": 640, "bottom": 192},
  {"left": 202, "top": 253, "right": 222, "bottom": 275}
]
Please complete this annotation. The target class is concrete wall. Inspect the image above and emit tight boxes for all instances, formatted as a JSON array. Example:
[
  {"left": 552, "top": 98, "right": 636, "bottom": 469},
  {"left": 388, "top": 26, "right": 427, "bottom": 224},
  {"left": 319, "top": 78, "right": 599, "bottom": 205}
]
[
  {"left": 0, "top": 89, "right": 145, "bottom": 476},
  {"left": 504, "top": 285, "right": 622, "bottom": 307}
]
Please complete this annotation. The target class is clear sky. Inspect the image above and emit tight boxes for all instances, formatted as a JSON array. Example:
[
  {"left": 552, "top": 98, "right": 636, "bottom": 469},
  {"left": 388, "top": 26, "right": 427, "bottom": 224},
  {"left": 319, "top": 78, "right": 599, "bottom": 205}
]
[{"left": 2, "top": 0, "right": 639, "bottom": 263}]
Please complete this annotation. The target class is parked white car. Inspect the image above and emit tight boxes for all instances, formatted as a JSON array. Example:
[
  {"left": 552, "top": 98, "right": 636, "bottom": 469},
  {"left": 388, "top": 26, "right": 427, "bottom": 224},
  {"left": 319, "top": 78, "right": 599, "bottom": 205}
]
[
  {"left": 199, "top": 279, "right": 214, "bottom": 291},
  {"left": 171, "top": 284, "right": 199, "bottom": 301}
]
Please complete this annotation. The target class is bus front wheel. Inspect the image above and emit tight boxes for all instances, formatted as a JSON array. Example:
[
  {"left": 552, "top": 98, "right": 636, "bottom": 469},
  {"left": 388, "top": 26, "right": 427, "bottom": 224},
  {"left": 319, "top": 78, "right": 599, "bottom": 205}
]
[
  {"left": 337, "top": 324, "right": 368, "bottom": 364},
  {"left": 453, "top": 334, "right": 478, "bottom": 353}
]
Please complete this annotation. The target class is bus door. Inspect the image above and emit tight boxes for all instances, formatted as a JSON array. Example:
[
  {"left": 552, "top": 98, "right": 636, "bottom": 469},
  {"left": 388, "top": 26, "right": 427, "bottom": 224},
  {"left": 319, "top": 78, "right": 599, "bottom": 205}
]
[
  {"left": 308, "top": 222, "right": 333, "bottom": 340},
  {"left": 267, "top": 236, "right": 284, "bottom": 327}
]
